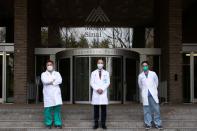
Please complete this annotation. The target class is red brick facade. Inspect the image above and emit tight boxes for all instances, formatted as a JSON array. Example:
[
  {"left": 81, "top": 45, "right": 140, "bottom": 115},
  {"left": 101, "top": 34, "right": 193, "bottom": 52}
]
[
  {"left": 168, "top": 0, "right": 183, "bottom": 103},
  {"left": 157, "top": 0, "right": 183, "bottom": 103},
  {"left": 14, "top": 0, "right": 40, "bottom": 103},
  {"left": 14, "top": 0, "right": 28, "bottom": 103}
]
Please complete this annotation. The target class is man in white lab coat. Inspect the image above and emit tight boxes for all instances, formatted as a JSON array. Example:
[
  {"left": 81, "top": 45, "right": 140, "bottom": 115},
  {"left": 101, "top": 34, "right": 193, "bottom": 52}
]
[
  {"left": 41, "top": 60, "right": 63, "bottom": 129},
  {"left": 90, "top": 59, "right": 110, "bottom": 130},
  {"left": 138, "top": 61, "right": 163, "bottom": 130}
]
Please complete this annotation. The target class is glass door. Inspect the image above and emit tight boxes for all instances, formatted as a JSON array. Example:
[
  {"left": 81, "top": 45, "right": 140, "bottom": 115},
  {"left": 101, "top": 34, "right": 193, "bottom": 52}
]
[
  {"left": 58, "top": 57, "right": 72, "bottom": 103},
  {"left": 183, "top": 53, "right": 190, "bottom": 102},
  {"left": 74, "top": 57, "right": 90, "bottom": 103},
  {"left": 107, "top": 57, "right": 122, "bottom": 103},
  {"left": 35, "top": 55, "right": 50, "bottom": 102},
  {"left": 124, "top": 58, "right": 139, "bottom": 103},
  {"left": 184, "top": 52, "right": 197, "bottom": 103}
]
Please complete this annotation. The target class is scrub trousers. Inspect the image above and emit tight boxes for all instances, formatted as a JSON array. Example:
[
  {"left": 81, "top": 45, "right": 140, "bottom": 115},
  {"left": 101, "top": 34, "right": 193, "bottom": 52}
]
[{"left": 44, "top": 105, "right": 62, "bottom": 126}]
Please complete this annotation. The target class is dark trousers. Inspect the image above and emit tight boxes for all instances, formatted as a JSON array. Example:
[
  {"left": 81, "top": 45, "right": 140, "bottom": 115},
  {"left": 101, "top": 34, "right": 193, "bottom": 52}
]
[{"left": 94, "top": 105, "right": 107, "bottom": 124}]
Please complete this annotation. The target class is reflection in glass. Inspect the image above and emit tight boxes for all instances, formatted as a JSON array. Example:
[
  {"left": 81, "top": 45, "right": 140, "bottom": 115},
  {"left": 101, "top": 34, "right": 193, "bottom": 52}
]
[
  {"left": 145, "top": 28, "right": 154, "bottom": 48},
  {"left": 6, "top": 53, "right": 14, "bottom": 102},
  {"left": 60, "top": 27, "right": 133, "bottom": 48}
]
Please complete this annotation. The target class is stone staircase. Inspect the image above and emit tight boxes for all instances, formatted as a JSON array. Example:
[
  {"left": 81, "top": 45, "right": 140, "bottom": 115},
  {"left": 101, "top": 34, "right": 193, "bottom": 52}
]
[{"left": 0, "top": 104, "right": 197, "bottom": 131}]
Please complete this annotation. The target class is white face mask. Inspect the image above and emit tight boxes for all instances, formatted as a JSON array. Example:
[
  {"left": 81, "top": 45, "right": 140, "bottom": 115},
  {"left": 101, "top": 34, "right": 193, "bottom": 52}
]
[
  {"left": 97, "top": 64, "right": 104, "bottom": 70},
  {"left": 47, "top": 66, "right": 53, "bottom": 71}
]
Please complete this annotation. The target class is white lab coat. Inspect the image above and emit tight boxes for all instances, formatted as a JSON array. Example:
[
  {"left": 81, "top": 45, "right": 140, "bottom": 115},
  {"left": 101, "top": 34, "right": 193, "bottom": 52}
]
[
  {"left": 90, "top": 69, "right": 110, "bottom": 105},
  {"left": 138, "top": 70, "right": 159, "bottom": 106},
  {"left": 41, "top": 70, "right": 63, "bottom": 108}
]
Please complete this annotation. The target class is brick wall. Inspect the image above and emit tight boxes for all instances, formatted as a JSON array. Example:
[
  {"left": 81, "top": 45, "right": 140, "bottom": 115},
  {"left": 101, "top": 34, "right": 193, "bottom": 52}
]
[
  {"left": 14, "top": 0, "right": 28, "bottom": 103},
  {"left": 156, "top": 0, "right": 183, "bottom": 103},
  {"left": 168, "top": 0, "right": 183, "bottom": 103},
  {"left": 14, "top": 0, "right": 41, "bottom": 103}
]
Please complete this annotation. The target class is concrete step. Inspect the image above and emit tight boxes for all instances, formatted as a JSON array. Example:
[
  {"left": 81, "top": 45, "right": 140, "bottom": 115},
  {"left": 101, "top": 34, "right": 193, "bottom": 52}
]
[
  {"left": 1, "top": 113, "right": 197, "bottom": 121},
  {"left": 1, "top": 110, "right": 196, "bottom": 114},
  {"left": 1, "top": 113, "right": 197, "bottom": 120},
  {"left": 0, "top": 120, "right": 197, "bottom": 128},
  {"left": 1, "top": 128, "right": 197, "bottom": 131},
  {"left": 0, "top": 105, "right": 197, "bottom": 113},
  {"left": 0, "top": 104, "right": 197, "bottom": 130}
]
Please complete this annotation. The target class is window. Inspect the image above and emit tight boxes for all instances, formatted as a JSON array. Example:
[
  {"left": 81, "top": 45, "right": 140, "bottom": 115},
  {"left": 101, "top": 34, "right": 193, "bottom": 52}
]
[
  {"left": 60, "top": 27, "right": 133, "bottom": 48},
  {"left": 145, "top": 28, "right": 154, "bottom": 48},
  {"left": 0, "top": 27, "right": 6, "bottom": 43},
  {"left": 41, "top": 27, "right": 48, "bottom": 46}
]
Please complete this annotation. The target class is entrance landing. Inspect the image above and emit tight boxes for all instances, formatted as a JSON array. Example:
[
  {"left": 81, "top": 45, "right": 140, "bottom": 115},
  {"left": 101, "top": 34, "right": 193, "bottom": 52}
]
[{"left": 0, "top": 104, "right": 197, "bottom": 130}]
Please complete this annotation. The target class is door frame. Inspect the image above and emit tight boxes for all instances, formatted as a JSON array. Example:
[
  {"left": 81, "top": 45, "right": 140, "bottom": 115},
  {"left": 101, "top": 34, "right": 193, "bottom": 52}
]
[
  {"left": 0, "top": 51, "right": 5, "bottom": 103},
  {"left": 188, "top": 52, "right": 196, "bottom": 103},
  {"left": 123, "top": 56, "right": 140, "bottom": 104},
  {"left": 0, "top": 43, "right": 14, "bottom": 103},
  {"left": 183, "top": 52, "right": 196, "bottom": 103},
  {"left": 73, "top": 56, "right": 90, "bottom": 104},
  {"left": 57, "top": 56, "right": 73, "bottom": 104},
  {"left": 182, "top": 43, "right": 197, "bottom": 103}
]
